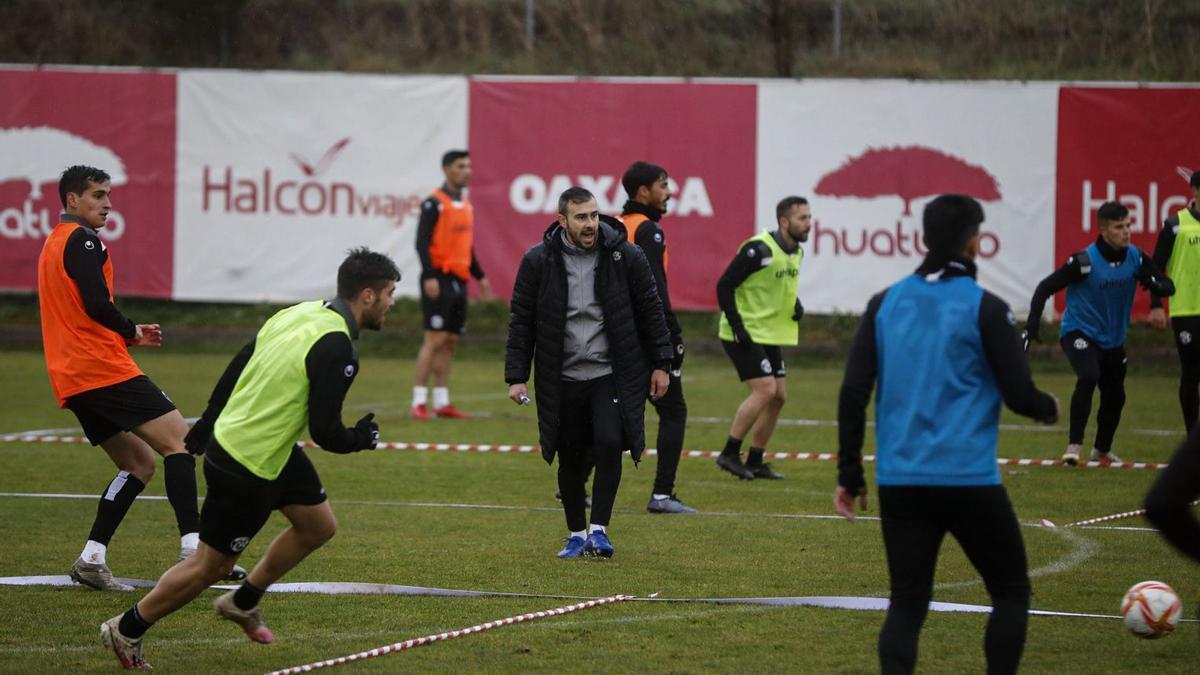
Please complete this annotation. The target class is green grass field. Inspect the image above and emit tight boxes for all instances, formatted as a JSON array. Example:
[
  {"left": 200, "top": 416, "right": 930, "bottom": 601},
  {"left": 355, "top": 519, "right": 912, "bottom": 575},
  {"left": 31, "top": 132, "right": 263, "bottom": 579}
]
[{"left": 0, "top": 346, "right": 1196, "bottom": 673}]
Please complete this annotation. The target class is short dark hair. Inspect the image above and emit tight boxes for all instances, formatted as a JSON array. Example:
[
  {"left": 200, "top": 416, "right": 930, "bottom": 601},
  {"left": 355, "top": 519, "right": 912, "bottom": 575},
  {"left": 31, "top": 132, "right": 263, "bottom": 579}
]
[
  {"left": 442, "top": 149, "right": 469, "bottom": 167},
  {"left": 1097, "top": 200, "right": 1129, "bottom": 223},
  {"left": 922, "top": 194, "right": 985, "bottom": 258},
  {"left": 59, "top": 165, "right": 111, "bottom": 208},
  {"left": 337, "top": 247, "right": 401, "bottom": 301},
  {"left": 621, "top": 161, "right": 667, "bottom": 199},
  {"left": 557, "top": 186, "right": 596, "bottom": 216},
  {"left": 1191, "top": 170, "right": 1200, "bottom": 189},
  {"left": 775, "top": 196, "right": 809, "bottom": 222}
]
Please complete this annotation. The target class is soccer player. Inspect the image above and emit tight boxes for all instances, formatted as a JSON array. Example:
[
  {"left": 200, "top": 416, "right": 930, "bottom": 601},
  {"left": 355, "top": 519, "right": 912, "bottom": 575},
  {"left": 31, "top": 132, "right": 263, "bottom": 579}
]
[
  {"left": 37, "top": 165, "right": 233, "bottom": 592},
  {"left": 1145, "top": 424, "right": 1200, "bottom": 564},
  {"left": 1148, "top": 170, "right": 1200, "bottom": 433},
  {"left": 411, "top": 149, "right": 492, "bottom": 419},
  {"left": 713, "top": 196, "right": 809, "bottom": 480},
  {"left": 836, "top": 194, "right": 1059, "bottom": 675},
  {"left": 1024, "top": 201, "right": 1174, "bottom": 465},
  {"left": 618, "top": 161, "right": 694, "bottom": 513},
  {"left": 506, "top": 187, "right": 672, "bottom": 559},
  {"left": 99, "top": 248, "right": 397, "bottom": 670}
]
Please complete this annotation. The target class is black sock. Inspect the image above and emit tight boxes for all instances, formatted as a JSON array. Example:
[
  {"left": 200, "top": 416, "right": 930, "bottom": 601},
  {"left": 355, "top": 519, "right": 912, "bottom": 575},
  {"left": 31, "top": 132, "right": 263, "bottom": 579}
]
[
  {"left": 233, "top": 580, "right": 266, "bottom": 611},
  {"left": 88, "top": 472, "right": 146, "bottom": 545},
  {"left": 747, "top": 447, "right": 765, "bottom": 466},
  {"left": 164, "top": 453, "right": 200, "bottom": 537},
  {"left": 119, "top": 605, "right": 152, "bottom": 640},
  {"left": 721, "top": 436, "right": 743, "bottom": 457}
]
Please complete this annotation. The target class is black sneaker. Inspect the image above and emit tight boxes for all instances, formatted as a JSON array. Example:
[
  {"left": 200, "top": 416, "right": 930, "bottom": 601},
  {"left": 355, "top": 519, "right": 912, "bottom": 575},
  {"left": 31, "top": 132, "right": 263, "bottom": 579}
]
[
  {"left": 747, "top": 462, "right": 785, "bottom": 480},
  {"left": 716, "top": 453, "right": 755, "bottom": 480}
]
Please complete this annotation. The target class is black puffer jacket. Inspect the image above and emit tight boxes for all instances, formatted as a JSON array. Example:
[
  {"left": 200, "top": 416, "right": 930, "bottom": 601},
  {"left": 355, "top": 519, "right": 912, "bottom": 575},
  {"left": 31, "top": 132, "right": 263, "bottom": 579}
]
[{"left": 505, "top": 216, "right": 673, "bottom": 464}]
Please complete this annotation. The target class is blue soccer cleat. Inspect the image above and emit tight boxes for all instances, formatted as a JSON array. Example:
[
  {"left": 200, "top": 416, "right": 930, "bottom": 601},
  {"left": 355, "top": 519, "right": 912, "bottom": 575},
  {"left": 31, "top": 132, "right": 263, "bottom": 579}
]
[
  {"left": 583, "top": 530, "right": 614, "bottom": 558},
  {"left": 556, "top": 535, "right": 587, "bottom": 559}
]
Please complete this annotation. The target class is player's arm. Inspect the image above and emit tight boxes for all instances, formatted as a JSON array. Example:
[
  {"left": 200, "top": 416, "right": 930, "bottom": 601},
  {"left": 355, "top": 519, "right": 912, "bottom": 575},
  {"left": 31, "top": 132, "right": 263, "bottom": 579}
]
[
  {"left": 837, "top": 291, "right": 883, "bottom": 498},
  {"left": 1135, "top": 255, "right": 1175, "bottom": 297},
  {"left": 635, "top": 221, "right": 684, "bottom": 367},
  {"left": 716, "top": 241, "right": 770, "bottom": 344},
  {"left": 61, "top": 227, "right": 135, "bottom": 339},
  {"left": 504, "top": 248, "right": 541, "bottom": 386},
  {"left": 625, "top": 244, "right": 673, "bottom": 372},
  {"left": 184, "top": 339, "right": 256, "bottom": 453},
  {"left": 1149, "top": 219, "right": 1178, "bottom": 311},
  {"left": 980, "top": 292, "right": 1059, "bottom": 423},
  {"left": 306, "top": 333, "right": 377, "bottom": 453},
  {"left": 1024, "top": 253, "right": 1085, "bottom": 343},
  {"left": 415, "top": 197, "right": 439, "bottom": 280}
]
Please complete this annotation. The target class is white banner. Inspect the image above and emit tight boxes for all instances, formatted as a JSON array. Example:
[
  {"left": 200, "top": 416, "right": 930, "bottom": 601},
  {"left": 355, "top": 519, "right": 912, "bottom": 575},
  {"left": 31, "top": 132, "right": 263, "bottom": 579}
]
[
  {"left": 174, "top": 70, "right": 468, "bottom": 302},
  {"left": 756, "top": 79, "right": 1059, "bottom": 316}
]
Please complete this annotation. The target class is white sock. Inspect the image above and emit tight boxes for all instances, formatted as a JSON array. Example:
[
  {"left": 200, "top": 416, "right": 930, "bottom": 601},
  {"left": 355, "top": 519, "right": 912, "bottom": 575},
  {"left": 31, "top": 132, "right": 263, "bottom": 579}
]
[
  {"left": 652, "top": 493, "right": 671, "bottom": 501},
  {"left": 412, "top": 386, "right": 428, "bottom": 407},
  {"left": 81, "top": 540, "right": 107, "bottom": 564},
  {"left": 570, "top": 530, "right": 586, "bottom": 540},
  {"left": 433, "top": 387, "right": 450, "bottom": 409},
  {"left": 588, "top": 524, "right": 606, "bottom": 534},
  {"left": 180, "top": 532, "right": 199, "bottom": 552}
]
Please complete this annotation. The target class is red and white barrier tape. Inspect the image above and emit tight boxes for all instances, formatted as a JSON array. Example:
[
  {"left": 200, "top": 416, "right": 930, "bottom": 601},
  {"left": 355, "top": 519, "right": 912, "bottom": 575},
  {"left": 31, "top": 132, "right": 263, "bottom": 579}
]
[
  {"left": 264, "top": 592, "right": 638, "bottom": 675},
  {"left": 0, "top": 434, "right": 1167, "bottom": 470},
  {"left": 1040, "top": 499, "right": 1200, "bottom": 529}
]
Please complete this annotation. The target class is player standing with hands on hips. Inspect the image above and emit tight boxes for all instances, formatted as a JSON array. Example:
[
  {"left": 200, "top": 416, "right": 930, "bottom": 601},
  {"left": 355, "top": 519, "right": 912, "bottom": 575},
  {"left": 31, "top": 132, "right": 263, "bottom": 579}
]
[
  {"left": 99, "top": 248, "right": 399, "bottom": 670},
  {"left": 506, "top": 187, "right": 672, "bottom": 559},
  {"left": 835, "top": 195, "right": 1059, "bottom": 675}
]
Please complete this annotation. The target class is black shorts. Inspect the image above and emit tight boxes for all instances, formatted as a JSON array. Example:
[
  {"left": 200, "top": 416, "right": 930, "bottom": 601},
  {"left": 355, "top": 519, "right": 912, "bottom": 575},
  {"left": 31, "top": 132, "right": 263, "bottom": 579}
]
[
  {"left": 199, "top": 439, "right": 327, "bottom": 556},
  {"left": 421, "top": 272, "right": 468, "bottom": 334},
  {"left": 64, "top": 375, "right": 177, "bottom": 446},
  {"left": 722, "top": 340, "right": 786, "bottom": 381}
]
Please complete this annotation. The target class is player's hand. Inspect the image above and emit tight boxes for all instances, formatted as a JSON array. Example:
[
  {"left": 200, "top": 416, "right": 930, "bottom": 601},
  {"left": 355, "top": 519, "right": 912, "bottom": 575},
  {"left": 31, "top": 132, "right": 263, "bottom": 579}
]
[
  {"left": 834, "top": 484, "right": 869, "bottom": 522},
  {"left": 1149, "top": 307, "right": 1168, "bottom": 331},
  {"left": 478, "top": 277, "right": 494, "bottom": 302},
  {"left": 1040, "top": 394, "right": 1061, "bottom": 425},
  {"left": 129, "top": 324, "right": 163, "bottom": 347},
  {"left": 792, "top": 299, "right": 804, "bottom": 322},
  {"left": 508, "top": 383, "right": 530, "bottom": 406},
  {"left": 422, "top": 277, "right": 440, "bottom": 301},
  {"left": 649, "top": 369, "right": 670, "bottom": 400},
  {"left": 353, "top": 413, "right": 380, "bottom": 450},
  {"left": 184, "top": 418, "right": 212, "bottom": 455},
  {"left": 733, "top": 326, "right": 753, "bottom": 345}
]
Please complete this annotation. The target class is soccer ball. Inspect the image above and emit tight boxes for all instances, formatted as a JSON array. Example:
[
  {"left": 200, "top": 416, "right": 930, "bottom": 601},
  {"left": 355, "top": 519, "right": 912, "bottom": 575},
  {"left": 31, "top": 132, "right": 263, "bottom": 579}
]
[{"left": 1120, "top": 581, "right": 1182, "bottom": 639}]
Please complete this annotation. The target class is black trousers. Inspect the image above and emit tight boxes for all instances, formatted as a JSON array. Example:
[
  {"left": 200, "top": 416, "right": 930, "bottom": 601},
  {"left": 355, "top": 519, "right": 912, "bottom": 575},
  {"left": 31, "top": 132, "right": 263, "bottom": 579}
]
[
  {"left": 1173, "top": 315, "right": 1200, "bottom": 433},
  {"left": 556, "top": 375, "right": 624, "bottom": 532},
  {"left": 1060, "top": 331, "right": 1126, "bottom": 452},
  {"left": 878, "top": 485, "right": 1030, "bottom": 675},
  {"left": 1145, "top": 424, "right": 1200, "bottom": 564},
  {"left": 649, "top": 372, "right": 687, "bottom": 495}
]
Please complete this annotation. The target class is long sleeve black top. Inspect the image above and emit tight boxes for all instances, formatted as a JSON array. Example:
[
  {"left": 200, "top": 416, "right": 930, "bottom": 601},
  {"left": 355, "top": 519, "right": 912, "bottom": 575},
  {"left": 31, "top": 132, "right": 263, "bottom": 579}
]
[
  {"left": 191, "top": 299, "right": 370, "bottom": 459},
  {"left": 1025, "top": 236, "right": 1175, "bottom": 340},
  {"left": 1149, "top": 202, "right": 1199, "bottom": 309},
  {"left": 837, "top": 256, "right": 1058, "bottom": 492},
  {"left": 621, "top": 200, "right": 684, "bottom": 365},
  {"left": 415, "top": 185, "right": 485, "bottom": 281},
  {"left": 60, "top": 215, "right": 136, "bottom": 340},
  {"left": 716, "top": 230, "right": 803, "bottom": 339}
]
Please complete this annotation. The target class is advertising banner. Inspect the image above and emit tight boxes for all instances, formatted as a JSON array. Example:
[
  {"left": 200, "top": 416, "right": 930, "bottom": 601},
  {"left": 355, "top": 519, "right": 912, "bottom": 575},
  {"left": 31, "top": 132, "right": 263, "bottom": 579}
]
[
  {"left": 468, "top": 79, "right": 757, "bottom": 310},
  {"left": 173, "top": 70, "right": 467, "bottom": 302},
  {"left": 757, "top": 80, "right": 1060, "bottom": 316},
  {"left": 0, "top": 68, "right": 177, "bottom": 297},
  {"left": 1055, "top": 86, "right": 1200, "bottom": 318}
]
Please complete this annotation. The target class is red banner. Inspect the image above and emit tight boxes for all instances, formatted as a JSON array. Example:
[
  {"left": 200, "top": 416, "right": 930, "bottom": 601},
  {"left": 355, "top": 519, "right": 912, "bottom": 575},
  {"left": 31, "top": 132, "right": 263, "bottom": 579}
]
[
  {"left": 0, "top": 69, "right": 176, "bottom": 297},
  {"left": 1055, "top": 86, "right": 1200, "bottom": 316},
  {"left": 467, "top": 80, "right": 756, "bottom": 310}
]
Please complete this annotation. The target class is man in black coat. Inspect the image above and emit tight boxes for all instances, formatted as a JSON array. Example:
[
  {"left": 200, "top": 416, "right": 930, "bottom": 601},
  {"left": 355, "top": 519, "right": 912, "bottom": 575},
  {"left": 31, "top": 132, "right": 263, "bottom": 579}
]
[{"left": 506, "top": 186, "right": 673, "bottom": 559}]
